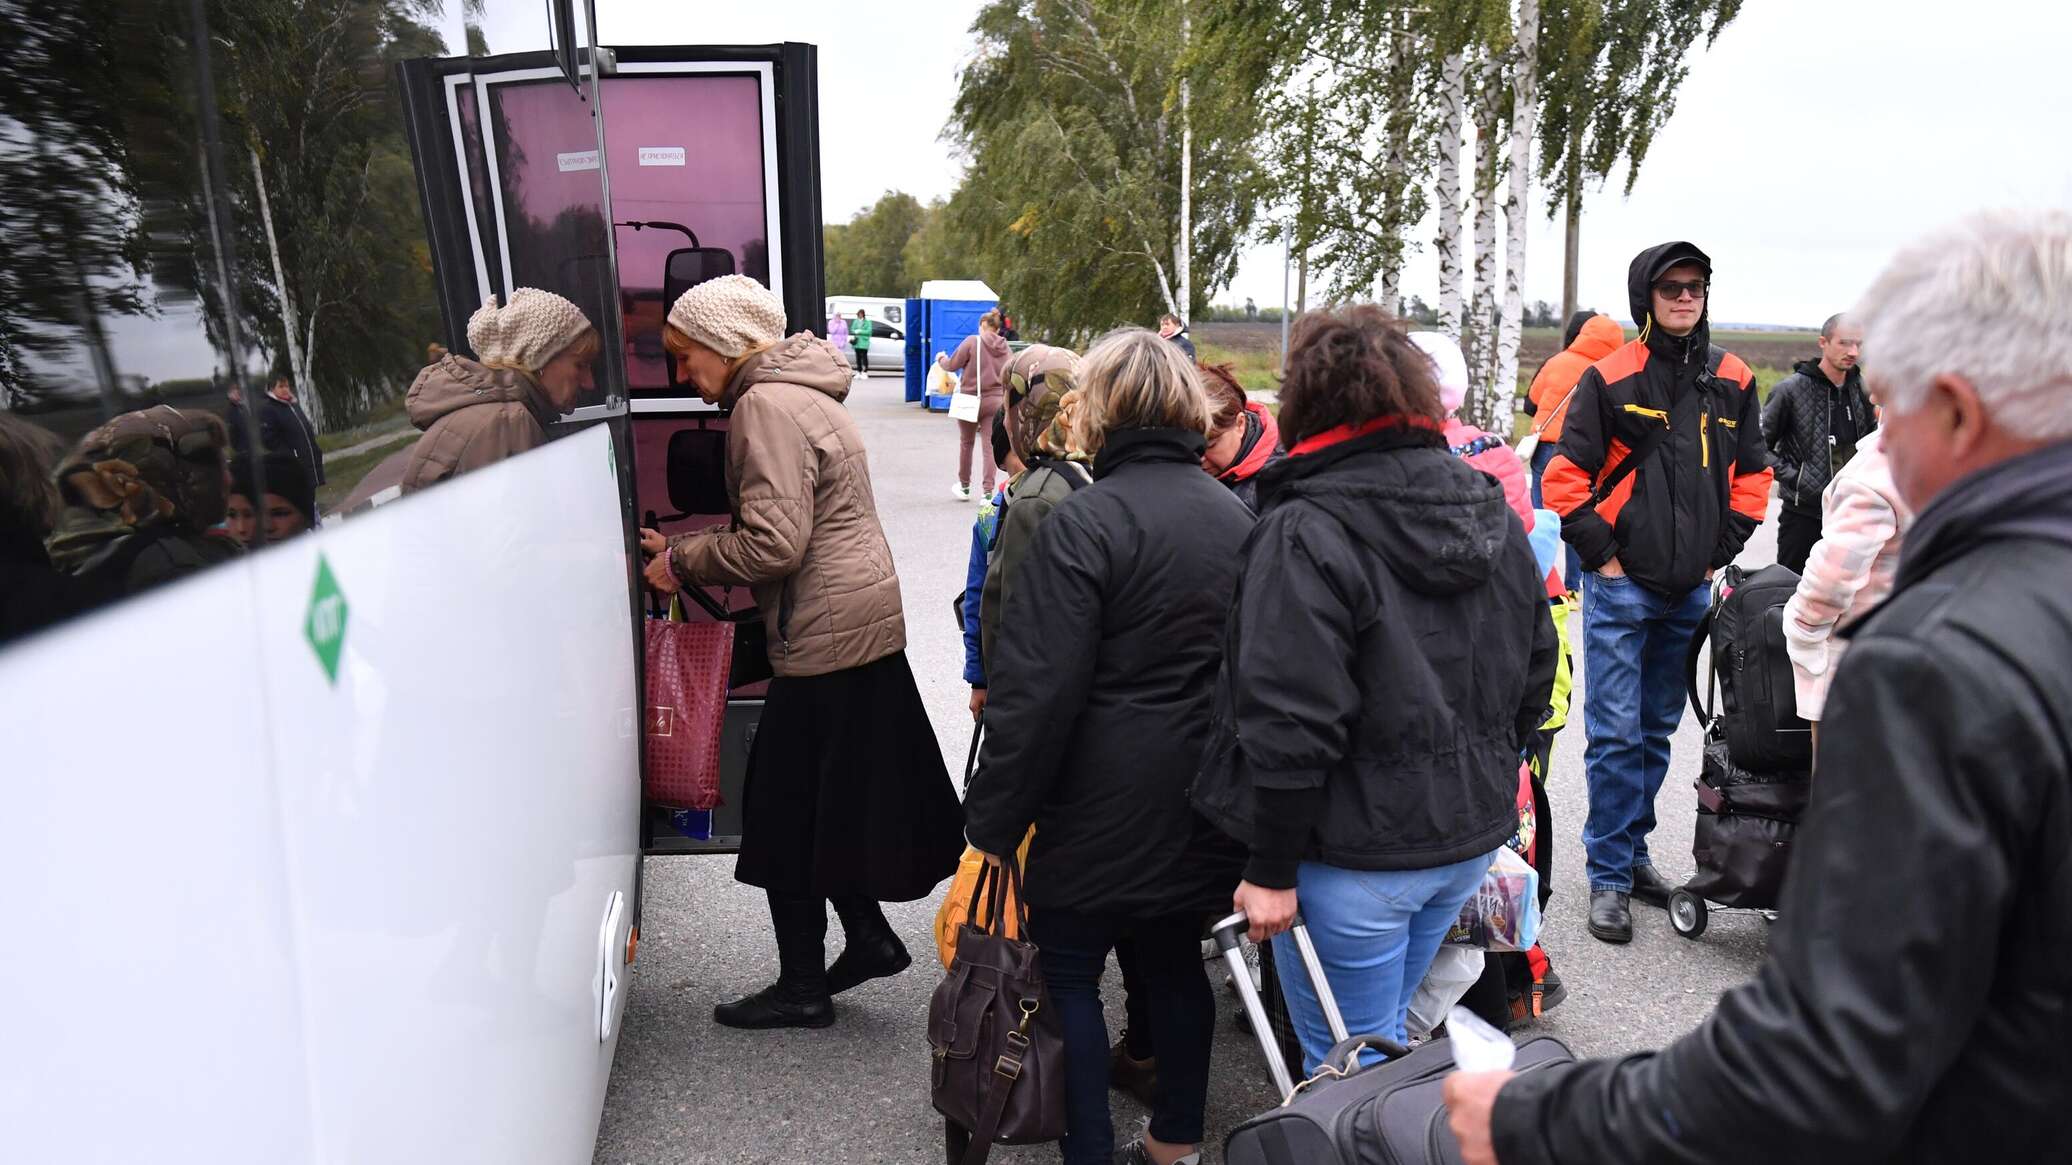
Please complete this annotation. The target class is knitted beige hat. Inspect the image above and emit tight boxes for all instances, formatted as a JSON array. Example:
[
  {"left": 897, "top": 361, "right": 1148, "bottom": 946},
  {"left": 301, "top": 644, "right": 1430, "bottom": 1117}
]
[
  {"left": 666, "top": 274, "right": 788, "bottom": 359},
  {"left": 467, "top": 288, "right": 594, "bottom": 373}
]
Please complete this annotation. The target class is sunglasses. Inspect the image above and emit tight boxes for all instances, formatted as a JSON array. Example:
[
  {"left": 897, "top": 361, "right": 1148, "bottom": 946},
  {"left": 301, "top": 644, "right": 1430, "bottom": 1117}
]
[{"left": 1653, "top": 279, "right": 1709, "bottom": 301}]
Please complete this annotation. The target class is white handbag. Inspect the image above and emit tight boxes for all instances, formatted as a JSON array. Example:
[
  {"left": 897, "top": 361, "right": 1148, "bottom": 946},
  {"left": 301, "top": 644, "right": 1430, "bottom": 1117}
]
[{"left": 948, "top": 334, "right": 985, "bottom": 422}]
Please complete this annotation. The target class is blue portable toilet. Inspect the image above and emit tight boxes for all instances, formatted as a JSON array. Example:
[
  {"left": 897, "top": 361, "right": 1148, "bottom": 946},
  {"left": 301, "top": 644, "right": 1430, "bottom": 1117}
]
[{"left": 905, "top": 280, "right": 1000, "bottom": 407}]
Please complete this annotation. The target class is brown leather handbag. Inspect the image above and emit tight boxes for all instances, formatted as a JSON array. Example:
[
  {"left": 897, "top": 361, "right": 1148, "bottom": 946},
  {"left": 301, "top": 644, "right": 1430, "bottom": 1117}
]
[{"left": 929, "top": 855, "right": 1065, "bottom": 1164}]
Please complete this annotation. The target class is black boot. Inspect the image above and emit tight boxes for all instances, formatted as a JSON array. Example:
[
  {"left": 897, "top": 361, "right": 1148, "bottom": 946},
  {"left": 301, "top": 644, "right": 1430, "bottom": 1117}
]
[
  {"left": 1630, "top": 863, "right": 1676, "bottom": 910},
  {"left": 1587, "top": 890, "right": 1632, "bottom": 944},
  {"left": 715, "top": 893, "right": 836, "bottom": 1030},
  {"left": 827, "top": 896, "right": 911, "bottom": 995}
]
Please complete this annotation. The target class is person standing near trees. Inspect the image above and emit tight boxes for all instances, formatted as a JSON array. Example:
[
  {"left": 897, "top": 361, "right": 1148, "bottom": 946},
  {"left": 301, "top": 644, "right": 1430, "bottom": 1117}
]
[
  {"left": 1540, "top": 241, "right": 1772, "bottom": 946},
  {"left": 849, "top": 309, "right": 873, "bottom": 375},
  {"left": 1762, "top": 313, "right": 1876, "bottom": 572}
]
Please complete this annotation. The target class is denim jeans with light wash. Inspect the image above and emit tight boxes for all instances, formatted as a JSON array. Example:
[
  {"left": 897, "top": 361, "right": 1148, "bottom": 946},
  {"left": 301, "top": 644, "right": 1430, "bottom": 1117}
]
[
  {"left": 1271, "top": 853, "right": 1494, "bottom": 1074},
  {"left": 1580, "top": 571, "right": 1710, "bottom": 891}
]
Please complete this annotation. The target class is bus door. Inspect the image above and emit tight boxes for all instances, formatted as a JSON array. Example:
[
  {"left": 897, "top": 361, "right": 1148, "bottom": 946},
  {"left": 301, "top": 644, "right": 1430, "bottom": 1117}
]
[{"left": 400, "top": 43, "right": 827, "bottom": 858}]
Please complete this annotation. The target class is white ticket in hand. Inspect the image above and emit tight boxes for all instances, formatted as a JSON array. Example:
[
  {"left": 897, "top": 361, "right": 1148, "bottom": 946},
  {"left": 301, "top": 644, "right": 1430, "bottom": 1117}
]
[{"left": 1446, "top": 1006, "right": 1517, "bottom": 1072}]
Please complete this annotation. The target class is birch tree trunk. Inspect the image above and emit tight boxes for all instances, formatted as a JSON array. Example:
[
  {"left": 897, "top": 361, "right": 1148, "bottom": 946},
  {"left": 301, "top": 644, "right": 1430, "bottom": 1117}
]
[
  {"left": 1493, "top": 0, "right": 1539, "bottom": 434},
  {"left": 1435, "top": 51, "right": 1467, "bottom": 341},
  {"left": 250, "top": 144, "right": 320, "bottom": 432},
  {"left": 1174, "top": 1, "right": 1193, "bottom": 324},
  {"left": 1466, "top": 51, "right": 1502, "bottom": 428}
]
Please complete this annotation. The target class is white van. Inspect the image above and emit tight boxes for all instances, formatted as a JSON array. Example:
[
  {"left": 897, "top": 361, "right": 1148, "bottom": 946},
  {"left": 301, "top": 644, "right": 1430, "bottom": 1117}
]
[{"left": 825, "top": 295, "right": 909, "bottom": 376}]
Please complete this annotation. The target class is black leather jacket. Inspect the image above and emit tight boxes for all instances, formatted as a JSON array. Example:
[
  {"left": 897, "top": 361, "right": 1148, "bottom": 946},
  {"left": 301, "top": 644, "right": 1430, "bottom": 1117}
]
[{"left": 1491, "top": 439, "right": 2072, "bottom": 1164}]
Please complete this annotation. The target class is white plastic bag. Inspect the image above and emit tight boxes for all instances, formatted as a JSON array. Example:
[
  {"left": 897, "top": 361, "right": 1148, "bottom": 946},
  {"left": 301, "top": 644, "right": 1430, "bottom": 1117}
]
[
  {"left": 1444, "top": 846, "right": 1542, "bottom": 953},
  {"left": 927, "top": 363, "right": 956, "bottom": 399},
  {"left": 1405, "top": 945, "right": 1486, "bottom": 1040}
]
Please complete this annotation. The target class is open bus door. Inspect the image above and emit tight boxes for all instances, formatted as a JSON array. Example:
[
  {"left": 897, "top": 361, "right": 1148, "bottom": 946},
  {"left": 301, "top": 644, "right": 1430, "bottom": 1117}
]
[{"left": 396, "top": 41, "right": 827, "bottom": 861}]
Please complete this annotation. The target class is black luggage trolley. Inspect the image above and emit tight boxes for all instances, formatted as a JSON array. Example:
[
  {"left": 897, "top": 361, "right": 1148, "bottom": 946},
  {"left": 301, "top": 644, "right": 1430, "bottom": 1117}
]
[{"left": 1671, "top": 565, "right": 1817, "bottom": 939}]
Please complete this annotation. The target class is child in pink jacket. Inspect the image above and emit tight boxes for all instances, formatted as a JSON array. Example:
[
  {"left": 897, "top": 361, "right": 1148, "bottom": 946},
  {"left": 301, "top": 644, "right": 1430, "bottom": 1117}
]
[{"left": 1783, "top": 428, "right": 1914, "bottom": 721}]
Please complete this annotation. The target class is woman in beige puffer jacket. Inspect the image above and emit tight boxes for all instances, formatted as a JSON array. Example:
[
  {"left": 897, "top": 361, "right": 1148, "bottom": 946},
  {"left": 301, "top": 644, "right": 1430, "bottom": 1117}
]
[{"left": 638, "top": 275, "right": 962, "bottom": 1032}]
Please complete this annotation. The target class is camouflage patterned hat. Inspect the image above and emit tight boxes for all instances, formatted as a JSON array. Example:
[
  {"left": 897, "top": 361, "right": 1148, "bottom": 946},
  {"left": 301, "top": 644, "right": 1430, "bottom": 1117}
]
[
  {"left": 1004, "top": 345, "right": 1086, "bottom": 465},
  {"left": 54, "top": 405, "right": 231, "bottom": 533}
]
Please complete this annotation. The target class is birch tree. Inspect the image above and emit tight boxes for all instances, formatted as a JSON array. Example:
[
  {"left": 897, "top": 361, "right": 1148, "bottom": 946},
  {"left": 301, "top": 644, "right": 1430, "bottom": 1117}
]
[
  {"left": 949, "top": 0, "right": 1265, "bottom": 338},
  {"left": 1433, "top": 50, "right": 1468, "bottom": 340},
  {"left": 1491, "top": 0, "right": 1539, "bottom": 433},
  {"left": 1536, "top": 0, "right": 1743, "bottom": 318},
  {"left": 1465, "top": 47, "right": 1503, "bottom": 425}
]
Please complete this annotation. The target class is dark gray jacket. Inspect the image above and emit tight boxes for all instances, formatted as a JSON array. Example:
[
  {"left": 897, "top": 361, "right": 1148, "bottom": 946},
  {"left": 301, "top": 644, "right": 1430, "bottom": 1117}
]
[
  {"left": 1760, "top": 360, "right": 1875, "bottom": 513},
  {"left": 1492, "top": 438, "right": 2072, "bottom": 1164}
]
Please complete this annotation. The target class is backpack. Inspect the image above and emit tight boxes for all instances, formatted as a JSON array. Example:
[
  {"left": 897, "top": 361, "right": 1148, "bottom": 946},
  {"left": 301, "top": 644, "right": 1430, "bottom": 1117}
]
[{"left": 1685, "top": 563, "right": 1813, "bottom": 774}]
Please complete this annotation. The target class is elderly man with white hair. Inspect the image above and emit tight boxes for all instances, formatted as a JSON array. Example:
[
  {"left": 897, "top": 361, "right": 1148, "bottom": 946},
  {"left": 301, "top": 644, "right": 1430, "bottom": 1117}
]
[{"left": 1444, "top": 208, "right": 2072, "bottom": 1163}]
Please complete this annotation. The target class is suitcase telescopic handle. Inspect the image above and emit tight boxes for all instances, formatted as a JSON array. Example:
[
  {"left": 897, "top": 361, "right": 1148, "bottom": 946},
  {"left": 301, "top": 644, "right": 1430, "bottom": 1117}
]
[{"left": 1212, "top": 911, "right": 1355, "bottom": 1102}]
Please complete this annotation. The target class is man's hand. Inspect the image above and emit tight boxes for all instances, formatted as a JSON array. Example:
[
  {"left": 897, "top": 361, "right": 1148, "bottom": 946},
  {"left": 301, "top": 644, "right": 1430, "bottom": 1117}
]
[
  {"left": 969, "top": 687, "right": 988, "bottom": 721},
  {"left": 1444, "top": 1070, "right": 1515, "bottom": 1165},
  {"left": 1597, "top": 556, "right": 1626, "bottom": 579},
  {"left": 1233, "top": 880, "right": 1299, "bottom": 942}
]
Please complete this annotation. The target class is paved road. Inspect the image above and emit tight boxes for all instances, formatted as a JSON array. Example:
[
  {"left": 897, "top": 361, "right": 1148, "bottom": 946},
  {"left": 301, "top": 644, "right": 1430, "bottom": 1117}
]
[{"left": 592, "top": 375, "right": 1776, "bottom": 1163}]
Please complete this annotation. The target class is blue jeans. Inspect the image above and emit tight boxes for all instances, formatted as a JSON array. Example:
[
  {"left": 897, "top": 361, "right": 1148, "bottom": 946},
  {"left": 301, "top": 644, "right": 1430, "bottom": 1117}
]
[
  {"left": 1580, "top": 572, "right": 1710, "bottom": 891},
  {"left": 1271, "top": 855, "right": 1493, "bottom": 1074},
  {"left": 1025, "top": 910, "right": 1213, "bottom": 1164},
  {"left": 1529, "top": 443, "right": 1581, "bottom": 587}
]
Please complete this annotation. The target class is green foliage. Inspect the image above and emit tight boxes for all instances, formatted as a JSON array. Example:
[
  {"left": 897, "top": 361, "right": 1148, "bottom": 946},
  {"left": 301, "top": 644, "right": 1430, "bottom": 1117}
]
[
  {"left": 1536, "top": 0, "right": 1742, "bottom": 206},
  {"left": 944, "top": 0, "right": 1268, "bottom": 343},
  {"left": 823, "top": 191, "right": 932, "bottom": 297}
]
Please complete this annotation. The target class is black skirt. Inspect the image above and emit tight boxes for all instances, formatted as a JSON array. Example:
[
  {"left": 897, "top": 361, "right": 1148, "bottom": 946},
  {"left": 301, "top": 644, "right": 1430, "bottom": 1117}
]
[{"left": 734, "top": 650, "right": 965, "bottom": 902}]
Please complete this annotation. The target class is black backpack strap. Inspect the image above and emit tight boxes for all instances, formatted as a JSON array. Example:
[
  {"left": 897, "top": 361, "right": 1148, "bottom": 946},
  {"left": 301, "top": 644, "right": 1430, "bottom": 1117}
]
[
  {"left": 1583, "top": 369, "right": 1709, "bottom": 510},
  {"left": 1685, "top": 602, "right": 1718, "bottom": 725}
]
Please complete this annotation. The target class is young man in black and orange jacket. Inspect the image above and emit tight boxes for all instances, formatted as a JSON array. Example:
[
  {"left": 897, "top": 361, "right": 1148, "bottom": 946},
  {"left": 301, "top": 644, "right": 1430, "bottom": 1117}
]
[{"left": 1541, "top": 240, "right": 1773, "bottom": 944}]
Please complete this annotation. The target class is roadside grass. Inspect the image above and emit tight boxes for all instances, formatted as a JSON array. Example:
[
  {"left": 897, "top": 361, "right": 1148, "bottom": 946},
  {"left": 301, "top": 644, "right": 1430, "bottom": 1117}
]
[
  {"left": 318, "top": 394, "right": 410, "bottom": 452},
  {"left": 1196, "top": 340, "right": 1281, "bottom": 392},
  {"left": 315, "top": 436, "right": 417, "bottom": 513}
]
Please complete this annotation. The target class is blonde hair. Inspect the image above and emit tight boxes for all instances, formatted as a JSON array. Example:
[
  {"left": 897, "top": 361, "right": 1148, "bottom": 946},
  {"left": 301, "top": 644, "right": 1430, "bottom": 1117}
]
[
  {"left": 980, "top": 310, "right": 1003, "bottom": 332},
  {"left": 1071, "top": 327, "right": 1210, "bottom": 455}
]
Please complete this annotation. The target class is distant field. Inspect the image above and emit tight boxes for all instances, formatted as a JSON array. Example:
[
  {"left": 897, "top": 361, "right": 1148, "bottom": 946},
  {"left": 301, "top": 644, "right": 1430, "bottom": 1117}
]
[{"left": 1196, "top": 320, "right": 1818, "bottom": 399}]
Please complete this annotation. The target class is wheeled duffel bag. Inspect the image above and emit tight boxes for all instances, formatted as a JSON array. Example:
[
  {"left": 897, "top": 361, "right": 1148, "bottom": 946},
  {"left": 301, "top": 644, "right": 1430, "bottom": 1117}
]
[
  {"left": 1213, "top": 912, "right": 1574, "bottom": 1165},
  {"left": 1685, "top": 735, "right": 1813, "bottom": 909}
]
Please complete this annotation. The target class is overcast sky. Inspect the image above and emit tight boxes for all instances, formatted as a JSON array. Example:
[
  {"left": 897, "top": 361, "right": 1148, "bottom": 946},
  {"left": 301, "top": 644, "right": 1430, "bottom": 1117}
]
[{"left": 472, "top": 0, "right": 2072, "bottom": 329}]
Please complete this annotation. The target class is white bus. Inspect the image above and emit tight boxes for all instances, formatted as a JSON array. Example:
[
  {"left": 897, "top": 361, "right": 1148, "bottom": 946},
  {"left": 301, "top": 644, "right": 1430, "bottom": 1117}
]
[{"left": 2, "top": 2, "right": 826, "bottom": 1159}]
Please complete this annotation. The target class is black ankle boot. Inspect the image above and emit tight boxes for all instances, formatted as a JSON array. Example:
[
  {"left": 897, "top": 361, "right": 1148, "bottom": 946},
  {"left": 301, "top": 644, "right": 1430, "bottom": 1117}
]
[
  {"left": 716, "top": 893, "right": 834, "bottom": 1029},
  {"left": 827, "top": 929, "right": 911, "bottom": 995},
  {"left": 1587, "top": 890, "right": 1633, "bottom": 944},
  {"left": 826, "top": 896, "right": 912, "bottom": 994}
]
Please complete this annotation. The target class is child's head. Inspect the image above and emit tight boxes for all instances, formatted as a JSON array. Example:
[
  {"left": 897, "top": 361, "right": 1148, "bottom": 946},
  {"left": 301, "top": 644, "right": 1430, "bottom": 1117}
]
[{"left": 991, "top": 408, "right": 1021, "bottom": 478}]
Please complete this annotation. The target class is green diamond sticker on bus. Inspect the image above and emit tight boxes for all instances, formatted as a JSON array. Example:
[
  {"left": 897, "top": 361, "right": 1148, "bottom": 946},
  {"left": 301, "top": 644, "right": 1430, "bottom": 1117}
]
[{"left": 304, "top": 554, "right": 350, "bottom": 685}]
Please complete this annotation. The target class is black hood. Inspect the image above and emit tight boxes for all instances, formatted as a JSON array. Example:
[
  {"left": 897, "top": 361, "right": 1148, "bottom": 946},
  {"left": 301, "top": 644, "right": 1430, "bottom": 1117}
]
[
  {"left": 1628, "top": 240, "right": 1712, "bottom": 367},
  {"left": 1261, "top": 428, "right": 1511, "bottom": 596},
  {"left": 1898, "top": 439, "right": 2072, "bottom": 587},
  {"left": 1093, "top": 426, "right": 1207, "bottom": 479}
]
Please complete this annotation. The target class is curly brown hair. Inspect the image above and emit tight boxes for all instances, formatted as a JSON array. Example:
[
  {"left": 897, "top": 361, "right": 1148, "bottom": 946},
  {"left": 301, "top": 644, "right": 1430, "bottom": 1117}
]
[
  {"left": 1197, "top": 362, "right": 1249, "bottom": 433},
  {"left": 1276, "top": 304, "right": 1443, "bottom": 446}
]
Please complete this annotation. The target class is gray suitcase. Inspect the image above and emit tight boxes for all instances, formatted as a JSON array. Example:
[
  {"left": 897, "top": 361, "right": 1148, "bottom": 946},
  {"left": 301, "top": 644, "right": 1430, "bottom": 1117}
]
[{"left": 1213, "top": 912, "right": 1574, "bottom": 1165}]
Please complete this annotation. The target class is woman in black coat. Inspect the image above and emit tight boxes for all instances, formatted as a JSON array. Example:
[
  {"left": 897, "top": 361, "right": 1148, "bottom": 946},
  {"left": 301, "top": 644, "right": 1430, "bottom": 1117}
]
[
  {"left": 1192, "top": 305, "right": 1557, "bottom": 1074},
  {"left": 965, "top": 327, "right": 1252, "bottom": 1165}
]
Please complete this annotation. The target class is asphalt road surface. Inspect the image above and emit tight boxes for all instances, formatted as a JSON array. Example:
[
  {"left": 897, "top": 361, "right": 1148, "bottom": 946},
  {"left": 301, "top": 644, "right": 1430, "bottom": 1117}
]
[{"left": 592, "top": 374, "right": 1778, "bottom": 1163}]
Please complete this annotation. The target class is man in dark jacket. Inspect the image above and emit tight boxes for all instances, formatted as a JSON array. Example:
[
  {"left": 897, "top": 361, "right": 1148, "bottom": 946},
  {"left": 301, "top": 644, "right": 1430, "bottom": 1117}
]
[
  {"left": 1446, "top": 209, "right": 2072, "bottom": 1165},
  {"left": 1541, "top": 241, "right": 1773, "bottom": 943},
  {"left": 1761, "top": 313, "right": 1875, "bottom": 571}
]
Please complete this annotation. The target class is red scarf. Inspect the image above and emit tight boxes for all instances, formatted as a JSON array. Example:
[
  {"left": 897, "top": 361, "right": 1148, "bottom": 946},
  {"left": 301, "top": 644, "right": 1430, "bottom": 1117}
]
[{"left": 1287, "top": 413, "right": 1441, "bottom": 458}]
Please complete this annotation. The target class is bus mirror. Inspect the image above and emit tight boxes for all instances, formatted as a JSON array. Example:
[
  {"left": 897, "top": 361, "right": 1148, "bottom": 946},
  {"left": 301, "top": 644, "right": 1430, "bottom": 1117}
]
[{"left": 666, "top": 427, "right": 730, "bottom": 518}]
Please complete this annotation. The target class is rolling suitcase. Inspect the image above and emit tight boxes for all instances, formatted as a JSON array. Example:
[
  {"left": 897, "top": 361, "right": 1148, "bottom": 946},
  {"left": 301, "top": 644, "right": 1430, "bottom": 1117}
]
[{"left": 1214, "top": 912, "right": 1574, "bottom": 1165}]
